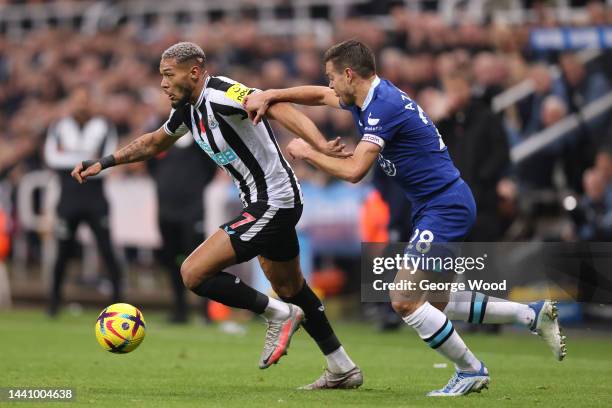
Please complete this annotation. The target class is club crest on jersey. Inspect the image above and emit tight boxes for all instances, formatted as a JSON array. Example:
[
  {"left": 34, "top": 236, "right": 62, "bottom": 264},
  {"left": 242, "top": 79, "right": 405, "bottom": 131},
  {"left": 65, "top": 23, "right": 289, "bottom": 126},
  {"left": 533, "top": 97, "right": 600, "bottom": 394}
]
[
  {"left": 377, "top": 154, "right": 396, "bottom": 177},
  {"left": 208, "top": 114, "right": 219, "bottom": 129}
]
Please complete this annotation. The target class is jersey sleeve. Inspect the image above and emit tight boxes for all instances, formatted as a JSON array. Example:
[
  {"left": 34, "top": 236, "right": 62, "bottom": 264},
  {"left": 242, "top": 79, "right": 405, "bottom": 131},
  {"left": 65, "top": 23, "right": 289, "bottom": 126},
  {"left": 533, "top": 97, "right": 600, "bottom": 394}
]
[
  {"left": 163, "top": 108, "right": 189, "bottom": 137},
  {"left": 361, "top": 102, "right": 403, "bottom": 149},
  {"left": 221, "top": 81, "right": 257, "bottom": 110}
]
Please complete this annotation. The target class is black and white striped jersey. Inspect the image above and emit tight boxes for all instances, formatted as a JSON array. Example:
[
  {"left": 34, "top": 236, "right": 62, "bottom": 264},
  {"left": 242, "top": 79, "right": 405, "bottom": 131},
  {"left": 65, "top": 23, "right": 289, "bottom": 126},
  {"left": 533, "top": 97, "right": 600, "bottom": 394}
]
[
  {"left": 44, "top": 116, "right": 117, "bottom": 175},
  {"left": 162, "top": 76, "right": 303, "bottom": 209}
]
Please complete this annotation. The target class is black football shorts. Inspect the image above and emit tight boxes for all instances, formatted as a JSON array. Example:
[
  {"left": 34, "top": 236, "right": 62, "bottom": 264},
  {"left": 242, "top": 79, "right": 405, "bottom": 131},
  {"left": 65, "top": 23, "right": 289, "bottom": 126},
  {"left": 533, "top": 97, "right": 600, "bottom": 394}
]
[{"left": 220, "top": 202, "right": 303, "bottom": 263}]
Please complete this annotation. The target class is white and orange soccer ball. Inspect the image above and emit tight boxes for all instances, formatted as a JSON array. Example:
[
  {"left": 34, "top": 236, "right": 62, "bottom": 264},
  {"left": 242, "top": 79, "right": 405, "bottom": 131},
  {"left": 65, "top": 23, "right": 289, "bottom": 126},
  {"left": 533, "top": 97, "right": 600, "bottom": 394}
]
[{"left": 94, "top": 303, "right": 146, "bottom": 354}]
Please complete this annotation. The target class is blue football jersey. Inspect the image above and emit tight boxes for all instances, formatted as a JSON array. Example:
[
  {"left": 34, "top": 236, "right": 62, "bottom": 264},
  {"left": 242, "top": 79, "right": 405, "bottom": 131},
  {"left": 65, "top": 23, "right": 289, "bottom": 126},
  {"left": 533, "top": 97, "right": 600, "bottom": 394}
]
[{"left": 342, "top": 77, "right": 460, "bottom": 205}]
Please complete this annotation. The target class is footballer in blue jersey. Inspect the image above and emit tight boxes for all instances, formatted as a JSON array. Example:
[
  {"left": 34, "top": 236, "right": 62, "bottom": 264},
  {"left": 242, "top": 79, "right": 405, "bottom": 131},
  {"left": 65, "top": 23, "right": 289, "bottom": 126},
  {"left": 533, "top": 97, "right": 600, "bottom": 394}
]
[
  {"left": 245, "top": 39, "right": 566, "bottom": 396},
  {"left": 339, "top": 75, "right": 476, "bottom": 250}
]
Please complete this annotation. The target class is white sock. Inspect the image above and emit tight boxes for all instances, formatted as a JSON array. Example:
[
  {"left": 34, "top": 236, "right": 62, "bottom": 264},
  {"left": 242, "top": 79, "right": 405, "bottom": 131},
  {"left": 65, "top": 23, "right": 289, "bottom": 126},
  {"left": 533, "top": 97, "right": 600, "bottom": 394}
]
[
  {"left": 403, "top": 302, "right": 481, "bottom": 372},
  {"left": 325, "top": 346, "right": 356, "bottom": 374},
  {"left": 262, "top": 297, "right": 290, "bottom": 320},
  {"left": 444, "top": 291, "right": 536, "bottom": 327}
]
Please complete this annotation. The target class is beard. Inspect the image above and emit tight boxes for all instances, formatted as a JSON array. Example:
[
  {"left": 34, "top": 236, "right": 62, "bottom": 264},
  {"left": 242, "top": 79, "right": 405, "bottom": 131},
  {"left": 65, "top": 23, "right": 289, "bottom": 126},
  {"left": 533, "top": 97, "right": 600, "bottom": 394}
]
[{"left": 170, "top": 84, "right": 193, "bottom": 108}]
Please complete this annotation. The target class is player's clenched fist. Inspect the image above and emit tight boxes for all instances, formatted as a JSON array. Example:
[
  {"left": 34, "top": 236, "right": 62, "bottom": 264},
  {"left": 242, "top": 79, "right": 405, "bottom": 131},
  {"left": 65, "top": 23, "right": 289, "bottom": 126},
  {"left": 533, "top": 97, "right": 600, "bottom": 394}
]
[
  {"left": 286, "top": 138, "right": 313, "bottom": 160},
  {"left": 71, "top": 154, "right": 116, "bottom": 184},
  {"left": 243, "top": 90, "right": 274, "bottom": 125},
  {"left": 71, "top": 160, "right": 102, "bottom": 184}
]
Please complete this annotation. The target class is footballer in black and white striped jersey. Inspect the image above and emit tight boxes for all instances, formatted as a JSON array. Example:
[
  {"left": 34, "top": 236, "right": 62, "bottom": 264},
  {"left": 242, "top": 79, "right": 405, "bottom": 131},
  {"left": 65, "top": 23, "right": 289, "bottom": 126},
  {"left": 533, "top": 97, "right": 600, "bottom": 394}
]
[{"left": 163, "top": 75, "right": 302, "bottom": 210}]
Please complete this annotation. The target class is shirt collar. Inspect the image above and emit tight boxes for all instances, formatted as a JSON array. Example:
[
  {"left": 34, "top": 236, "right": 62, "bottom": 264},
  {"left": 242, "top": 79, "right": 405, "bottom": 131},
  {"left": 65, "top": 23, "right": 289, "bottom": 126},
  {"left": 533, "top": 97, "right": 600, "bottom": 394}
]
[
  {"left": 361, "top": 76, "right": 381, "bottom": 111},
  {"left": 194, "top": 76, "right": 210, "bottom": 109}
]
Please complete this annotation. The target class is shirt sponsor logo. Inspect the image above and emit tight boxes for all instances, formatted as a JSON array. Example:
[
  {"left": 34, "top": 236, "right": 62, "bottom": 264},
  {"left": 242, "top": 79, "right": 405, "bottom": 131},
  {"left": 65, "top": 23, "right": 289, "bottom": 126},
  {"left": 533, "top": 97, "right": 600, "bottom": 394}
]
[
  {"left": 367, "top": 112, "right": 380, "bottom": 126},
  {"left": 194, "top": 138, "right": 238, "bottom": 166}
]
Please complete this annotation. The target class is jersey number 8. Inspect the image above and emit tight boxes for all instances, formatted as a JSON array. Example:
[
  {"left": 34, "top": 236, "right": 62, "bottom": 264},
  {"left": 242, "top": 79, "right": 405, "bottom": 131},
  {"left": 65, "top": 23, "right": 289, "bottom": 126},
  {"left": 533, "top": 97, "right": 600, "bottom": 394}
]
[{"left": 407, "top": 228, "right": 434, "bottom": 254}]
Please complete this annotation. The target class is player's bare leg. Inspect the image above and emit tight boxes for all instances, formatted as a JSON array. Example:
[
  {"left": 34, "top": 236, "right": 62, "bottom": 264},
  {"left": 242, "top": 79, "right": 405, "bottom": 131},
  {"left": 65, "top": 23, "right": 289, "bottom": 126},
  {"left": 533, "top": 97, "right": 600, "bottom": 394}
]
[
  {"left": 390, "top": 268, "right": 489, "bottom": 397},
  {"left": 180, "top": 229, "right": 237, "bottom": 287},
  {"left": 180, "top": 229, "right": 299, "bottom": 368},
  {"left": 259, "top": 255, "right": 363, "bottom": 389}
]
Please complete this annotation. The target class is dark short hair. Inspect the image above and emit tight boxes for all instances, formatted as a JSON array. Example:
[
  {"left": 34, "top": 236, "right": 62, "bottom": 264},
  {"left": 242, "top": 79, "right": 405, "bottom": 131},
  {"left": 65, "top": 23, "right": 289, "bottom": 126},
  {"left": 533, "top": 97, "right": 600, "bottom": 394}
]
[{"left": 323, "top": 40, "right": 376, "bottom": 78}]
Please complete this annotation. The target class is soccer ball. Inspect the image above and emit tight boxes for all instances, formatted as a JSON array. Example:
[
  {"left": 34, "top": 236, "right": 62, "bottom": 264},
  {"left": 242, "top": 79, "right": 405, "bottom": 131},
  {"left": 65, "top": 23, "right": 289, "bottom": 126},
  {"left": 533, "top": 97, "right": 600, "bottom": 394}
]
[{"left": 95, "top": 303, "right": 146, "bottom": 354}]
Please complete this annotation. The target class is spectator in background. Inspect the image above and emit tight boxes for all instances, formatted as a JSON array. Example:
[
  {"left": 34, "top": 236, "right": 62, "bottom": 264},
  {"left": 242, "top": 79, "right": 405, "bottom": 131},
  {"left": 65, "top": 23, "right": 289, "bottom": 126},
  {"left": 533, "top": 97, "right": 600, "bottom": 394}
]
[
  {"left": 519, "top": 64, "right": 566, "bottom": 136},
  {"left": 44, "top": 85, "right": 123, "bottom": 316},
  {"left": 559, "top": 52, "right": 611, "bottom": 192},
  {"left": 594, "top": 148, "right": 612, "bottom": 186},
  {"left": 593, "top": 147, "right": 612, "bottom": 206},
  {"left": 329, "top": 108, "right": 358, "bottom": 142},
  {"left": 517, "top": 95, "right": 568, "bottom": 191},
  {"left": 437, "top": 72, "right": 510, "bottom": 241},
  {"left": 378, "top": 48, "right": 404, "bottom": 87},
  {"left": 575, "top": 167, "right": 612, "bottom": 241},
  {"left": 472, "top": 52, "right": 507, "bottom": 106},
  {"left": 148, "top": 134, "right": 217, "bottom": 324},
  {"left": 293, "top": 50, "right": 326, "bottom": 85},
  {"left": 560, "top": 53, "right": 611, "bottom": 115},
  {"left": 541, "top": 94, "right": 569, "bottom": 127}
]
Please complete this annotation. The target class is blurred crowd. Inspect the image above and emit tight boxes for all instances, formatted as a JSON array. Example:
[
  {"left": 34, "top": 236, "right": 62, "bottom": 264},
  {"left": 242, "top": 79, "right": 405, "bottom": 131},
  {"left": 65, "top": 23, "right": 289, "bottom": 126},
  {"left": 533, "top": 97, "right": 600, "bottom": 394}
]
[{"left": 1, "top": 0, "right": 612, "bottom": 258}]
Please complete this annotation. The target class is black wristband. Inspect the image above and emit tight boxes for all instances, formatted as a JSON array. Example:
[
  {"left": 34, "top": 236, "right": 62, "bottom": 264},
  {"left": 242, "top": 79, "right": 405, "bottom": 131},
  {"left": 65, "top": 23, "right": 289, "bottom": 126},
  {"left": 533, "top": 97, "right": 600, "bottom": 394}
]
[
  {"left": 99, "top": 155, "right": 116, "bottom": 170},
  {"left": 81, "top": 160, "right": 97, "bottom": 170}
]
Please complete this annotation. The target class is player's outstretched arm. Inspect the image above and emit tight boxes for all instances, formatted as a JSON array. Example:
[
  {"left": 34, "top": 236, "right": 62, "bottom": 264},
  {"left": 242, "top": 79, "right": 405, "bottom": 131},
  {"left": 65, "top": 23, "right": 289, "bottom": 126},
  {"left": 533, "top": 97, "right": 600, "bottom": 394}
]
[
  {"left": 244, "top": 86, "right": 340, "bottom": 124},
  {"left": 287, "top": 138, "right": 380, "bottom": 183},
  {"left": 71, "top": 127, "right": 180, "bottom": 184},
  {"left": 267, "top": 103, "right": 351, "bottom": 158}
]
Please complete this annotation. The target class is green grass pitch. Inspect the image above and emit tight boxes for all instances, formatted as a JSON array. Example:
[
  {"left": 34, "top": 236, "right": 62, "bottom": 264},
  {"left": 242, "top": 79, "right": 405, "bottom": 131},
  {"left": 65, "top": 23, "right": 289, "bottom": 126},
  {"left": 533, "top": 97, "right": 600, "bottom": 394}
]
[{"left": 1, "top": 310, "right": 611, "bottom": 407}]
